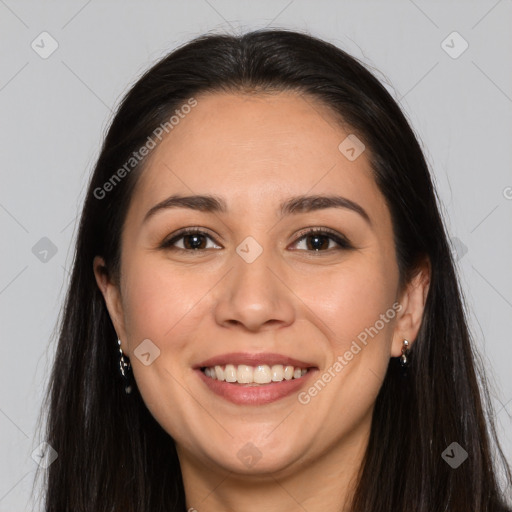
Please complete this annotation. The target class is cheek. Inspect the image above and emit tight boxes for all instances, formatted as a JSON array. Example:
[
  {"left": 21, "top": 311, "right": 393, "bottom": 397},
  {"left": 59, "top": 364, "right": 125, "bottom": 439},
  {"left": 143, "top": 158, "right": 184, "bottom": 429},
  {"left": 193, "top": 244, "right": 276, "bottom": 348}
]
[
  {"left": 121, "top": 258, "right": 204, "bottom": 346},
  {"left": 119, "top": 259, "right": 206, "bottom": 435},
  {"left": 296, "top": 257, "right": 399, "bottom": 353},
  {"left": 295, "top": 262, "right": 399, "bottom": 419}
]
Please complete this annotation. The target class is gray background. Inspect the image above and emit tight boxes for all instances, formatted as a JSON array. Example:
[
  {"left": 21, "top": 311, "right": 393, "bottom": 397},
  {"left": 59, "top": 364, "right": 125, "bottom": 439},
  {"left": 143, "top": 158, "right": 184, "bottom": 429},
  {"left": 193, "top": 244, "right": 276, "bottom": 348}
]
[{"left": 1, "top": 0, "right": 511, "bottom": 509}]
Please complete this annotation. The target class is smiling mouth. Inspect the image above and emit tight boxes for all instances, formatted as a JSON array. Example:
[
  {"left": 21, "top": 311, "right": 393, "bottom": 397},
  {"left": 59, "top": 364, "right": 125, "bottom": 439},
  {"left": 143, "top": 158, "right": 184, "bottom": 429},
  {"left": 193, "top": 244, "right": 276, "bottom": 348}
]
[{"left": 200, "top": 363, "right": 311, "bottom": 385}]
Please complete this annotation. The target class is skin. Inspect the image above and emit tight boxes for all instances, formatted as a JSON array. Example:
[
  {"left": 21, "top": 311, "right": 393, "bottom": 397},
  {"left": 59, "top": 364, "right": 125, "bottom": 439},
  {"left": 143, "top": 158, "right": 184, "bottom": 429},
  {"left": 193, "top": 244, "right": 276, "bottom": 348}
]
[{"left": 94, "top": 91, "right": 430, "bottom": 512}]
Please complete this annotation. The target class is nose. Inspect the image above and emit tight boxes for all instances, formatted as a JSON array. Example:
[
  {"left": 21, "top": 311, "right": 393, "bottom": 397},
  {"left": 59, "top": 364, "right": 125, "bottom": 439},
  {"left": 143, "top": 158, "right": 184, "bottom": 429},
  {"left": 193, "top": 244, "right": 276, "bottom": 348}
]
[{"left": 213, "top": 247, "right": 296, "bottom": 332}]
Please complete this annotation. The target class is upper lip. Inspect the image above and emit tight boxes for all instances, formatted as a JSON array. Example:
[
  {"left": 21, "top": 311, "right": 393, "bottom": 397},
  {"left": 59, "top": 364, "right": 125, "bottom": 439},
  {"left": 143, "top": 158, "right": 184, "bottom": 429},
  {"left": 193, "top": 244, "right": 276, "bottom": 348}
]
[{"left": 194, "top": 352, "right": 317, "bottom": 369}]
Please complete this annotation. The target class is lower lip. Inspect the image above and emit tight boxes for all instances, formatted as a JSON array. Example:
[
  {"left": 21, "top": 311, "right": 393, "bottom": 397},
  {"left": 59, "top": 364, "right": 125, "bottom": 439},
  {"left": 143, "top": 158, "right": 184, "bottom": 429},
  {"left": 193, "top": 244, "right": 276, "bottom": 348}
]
[{"left": 195, "top": 368, "right": 317, "bottom": 405}]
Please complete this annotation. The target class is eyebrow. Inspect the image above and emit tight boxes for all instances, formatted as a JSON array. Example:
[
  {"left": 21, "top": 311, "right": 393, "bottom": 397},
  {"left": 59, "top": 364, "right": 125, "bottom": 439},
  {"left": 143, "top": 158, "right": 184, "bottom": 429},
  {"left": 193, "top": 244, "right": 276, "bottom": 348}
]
[{"left": 143, "top": 193, "right": 372, "bottom": 226}]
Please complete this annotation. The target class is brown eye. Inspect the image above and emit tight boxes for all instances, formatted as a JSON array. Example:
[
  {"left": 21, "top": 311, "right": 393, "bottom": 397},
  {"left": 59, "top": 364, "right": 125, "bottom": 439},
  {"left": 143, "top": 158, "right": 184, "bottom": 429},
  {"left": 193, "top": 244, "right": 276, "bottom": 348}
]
[
  {"left": 161, "top": 227, "right": 353, "bottom": 254},
  {"left": 161, "top": 229, "right": 221, "bottom": 251},
  {"left": 291, "top": 228, "right": 353, "bottom": 252}
]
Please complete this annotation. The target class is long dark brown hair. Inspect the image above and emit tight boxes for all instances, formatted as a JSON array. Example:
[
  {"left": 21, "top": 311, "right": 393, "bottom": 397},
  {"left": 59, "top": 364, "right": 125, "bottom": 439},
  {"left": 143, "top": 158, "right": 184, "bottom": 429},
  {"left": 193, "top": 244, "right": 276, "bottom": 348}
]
[{"left": 33, "top": 28, "right": 512, "bottom": 511}]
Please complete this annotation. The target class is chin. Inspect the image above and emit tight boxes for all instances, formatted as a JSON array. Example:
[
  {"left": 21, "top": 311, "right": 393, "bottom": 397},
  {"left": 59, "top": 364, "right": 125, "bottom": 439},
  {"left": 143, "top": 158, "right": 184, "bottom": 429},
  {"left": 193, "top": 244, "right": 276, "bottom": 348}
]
[{"left": 202, "top": 437, "right": 307, "bottom": 476}]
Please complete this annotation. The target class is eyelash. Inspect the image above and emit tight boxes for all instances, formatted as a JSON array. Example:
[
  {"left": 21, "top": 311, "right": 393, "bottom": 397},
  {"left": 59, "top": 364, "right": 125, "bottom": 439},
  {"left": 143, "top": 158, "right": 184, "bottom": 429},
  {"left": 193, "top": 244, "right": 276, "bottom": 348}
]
[{"left": 160, "top": 226, "right": 353, "bottom": 254}]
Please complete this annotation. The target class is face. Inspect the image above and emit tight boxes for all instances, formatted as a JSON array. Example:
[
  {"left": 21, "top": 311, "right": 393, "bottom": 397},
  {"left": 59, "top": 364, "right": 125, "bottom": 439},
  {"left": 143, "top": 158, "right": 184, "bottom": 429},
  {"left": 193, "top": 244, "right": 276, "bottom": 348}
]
[{"left": 94, "top": 91, "right": 428, "bottom": 479}]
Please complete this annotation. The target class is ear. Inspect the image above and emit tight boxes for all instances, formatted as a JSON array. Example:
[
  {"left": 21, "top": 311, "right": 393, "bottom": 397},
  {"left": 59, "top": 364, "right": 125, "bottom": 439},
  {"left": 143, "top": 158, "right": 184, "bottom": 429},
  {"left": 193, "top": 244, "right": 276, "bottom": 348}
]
[
  {"left": 391, "top": 257, "right": 431, "bottom": 357},
  {"left": 93, "top": 256, "right": 128, "bottom": 343}
]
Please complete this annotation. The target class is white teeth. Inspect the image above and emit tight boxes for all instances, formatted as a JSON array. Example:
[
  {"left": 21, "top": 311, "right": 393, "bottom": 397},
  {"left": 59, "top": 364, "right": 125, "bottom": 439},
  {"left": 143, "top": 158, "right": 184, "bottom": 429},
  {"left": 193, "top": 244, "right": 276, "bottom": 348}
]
[
  {"left": 237, "top": 365, "right": 253, "bottom": 384},
  {"left": 253, "top": 365, "right": 272, "bottom": 384},
  {"left": 202, "top": 364, "right": 309, "bottom": 384},
  {"left": 214, "top": 366, "right": 224, "bottom": 381},
  {"left": 271, "top": 364, "right": 284, "bottom": 381},
  {"left": 224, "top": 364, "right": 237, "bottom": 382}
]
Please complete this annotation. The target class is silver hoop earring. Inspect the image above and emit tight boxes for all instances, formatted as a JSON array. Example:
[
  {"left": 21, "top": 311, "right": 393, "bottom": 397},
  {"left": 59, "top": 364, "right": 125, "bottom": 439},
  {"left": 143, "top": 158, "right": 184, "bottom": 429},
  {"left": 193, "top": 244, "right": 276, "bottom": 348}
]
[
  {"left": 118, "top": 338, "right": 133, "bottom": 394},
  {"left": 400, "top": 339, "right": 410, "bottom": 367}
]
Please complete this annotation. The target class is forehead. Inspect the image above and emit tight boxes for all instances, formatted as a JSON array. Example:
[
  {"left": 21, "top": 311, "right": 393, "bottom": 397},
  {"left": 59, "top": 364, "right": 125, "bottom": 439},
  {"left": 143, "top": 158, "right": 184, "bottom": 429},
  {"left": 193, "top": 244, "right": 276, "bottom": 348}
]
[{"left": 128, "top": 91, "right": 388, "bottom": 224}]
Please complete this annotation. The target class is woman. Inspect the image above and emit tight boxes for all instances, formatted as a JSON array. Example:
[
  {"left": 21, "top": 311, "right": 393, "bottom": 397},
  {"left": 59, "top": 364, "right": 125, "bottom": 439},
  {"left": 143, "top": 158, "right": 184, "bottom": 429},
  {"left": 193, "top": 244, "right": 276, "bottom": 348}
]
[{"left": 36, "top": 28, "right": 512, "bottom": 511}]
